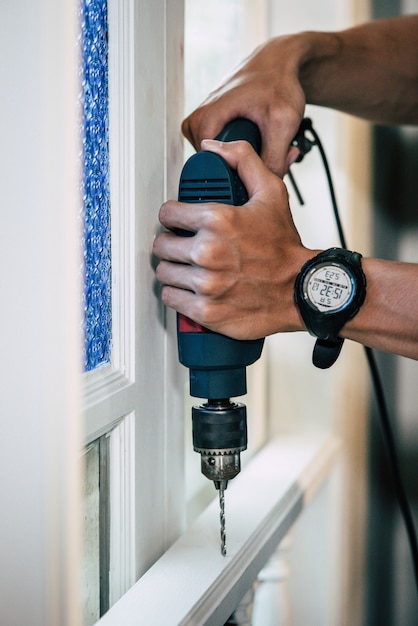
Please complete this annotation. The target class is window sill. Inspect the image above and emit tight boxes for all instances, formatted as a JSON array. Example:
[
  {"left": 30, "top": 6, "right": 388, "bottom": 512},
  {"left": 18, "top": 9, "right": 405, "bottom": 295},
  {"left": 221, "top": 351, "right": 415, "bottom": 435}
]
[{"left": 97, "top": 434, "right": 339, "bottom": 626}]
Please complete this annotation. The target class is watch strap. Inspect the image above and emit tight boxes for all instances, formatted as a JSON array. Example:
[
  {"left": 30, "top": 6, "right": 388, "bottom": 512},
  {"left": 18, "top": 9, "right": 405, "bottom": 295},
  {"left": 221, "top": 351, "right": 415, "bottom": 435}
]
[{"left": 313, "top": 337, "right": 344, "bottom": 369}]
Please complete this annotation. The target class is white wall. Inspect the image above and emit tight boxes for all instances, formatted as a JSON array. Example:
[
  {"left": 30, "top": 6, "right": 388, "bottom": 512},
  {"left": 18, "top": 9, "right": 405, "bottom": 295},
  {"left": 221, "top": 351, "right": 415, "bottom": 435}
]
[{"left": 0, "top": 2, "right": 82, "bottom": 624}]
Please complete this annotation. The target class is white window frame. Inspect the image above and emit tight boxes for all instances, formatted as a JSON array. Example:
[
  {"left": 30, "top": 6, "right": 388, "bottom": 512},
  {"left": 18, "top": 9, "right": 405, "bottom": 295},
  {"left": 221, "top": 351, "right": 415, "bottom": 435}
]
[
  {"left": 0, "top": 0, "right": 370, "bottom": 623},
  {"left": 97, "top": 435, "right": 339, "bottom": 625},
  {"left": 83, "top": 0, "right": 136, "bottom": 441},
  {"left": 81, "top": 0, "right": 137, "bottom": 607},
  {"left": 82, "top": 0, "right": 186, "bottom": 600}
]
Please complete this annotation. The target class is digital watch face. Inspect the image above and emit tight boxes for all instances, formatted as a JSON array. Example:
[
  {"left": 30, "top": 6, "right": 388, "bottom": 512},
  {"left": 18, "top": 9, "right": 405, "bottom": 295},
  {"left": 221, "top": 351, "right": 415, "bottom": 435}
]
[{"left": 303, "top": 262, "right": 354, "bottom": 313}]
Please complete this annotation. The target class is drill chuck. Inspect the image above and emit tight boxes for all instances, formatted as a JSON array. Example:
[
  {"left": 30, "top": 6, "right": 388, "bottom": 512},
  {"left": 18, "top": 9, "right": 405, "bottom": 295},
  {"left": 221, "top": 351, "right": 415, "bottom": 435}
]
[{"left": 192, "top": 399, "right": 247, "bottom": 486}]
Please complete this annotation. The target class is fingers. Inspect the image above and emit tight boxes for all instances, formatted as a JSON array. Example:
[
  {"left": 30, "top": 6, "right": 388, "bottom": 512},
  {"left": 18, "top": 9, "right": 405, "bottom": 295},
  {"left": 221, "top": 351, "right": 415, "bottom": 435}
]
[
  {"left": 152, "top": 137, "right": 305, "bottom": 340},
  {"left": 257, "top": 104, "right": 306, "bottom": 176},
  {"left": 154, "top": 140, "right": 289, "bottom": 271},
  {"left": 184, "top": 116, "right": 302, "bottom": 178},
  {"left": 182, "top": 89, "right": 257, "bottom": 152},
  {"left": 286, "top": 145, "right": 302, "bottom": 170},
  {"left": 157, "top": 198, "right": 230, "bottom": 241},
  {"left": 156, "top": 260, "right": 196, "bottom": 292},
  {"left": 159, "top": 285, "right": 224, "bottom": 332},
  {"left": 153, "top": 230, "right": 194, "bottom": 264},
  {"left": 182, "top": 81, "right": 306, "bottom": 176},
  {"left": 156, "top": 258, "right": 231, "bottom": 299},
  {"left": 200, "top": 138, "right": 283, "bottom": 197},
  {"left": 182, "top": 107, "right": 226, "bottom": 153},
  {"left": 156, "top": 139, "right": 281, "bottom": 247},
  {"left": 156, "top": 200, "right": 239, "bottom": 263},
  {"left": 160, "top": 285, "right": 197, "bottom": 319}
]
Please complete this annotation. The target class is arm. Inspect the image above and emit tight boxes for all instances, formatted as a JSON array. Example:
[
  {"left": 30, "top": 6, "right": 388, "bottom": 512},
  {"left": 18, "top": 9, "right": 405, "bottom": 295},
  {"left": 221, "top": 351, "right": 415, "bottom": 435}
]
[
  {"left": 182, "top": 15, "right": 418, "bottom": 176},
  {"left": 153, "top": 140, "right": 418, "bottom": 360},
  {"left": 299, "top": 15, "right": 418, "bottom": 123},
  {"left": 343, "top": 257, "right": 418, "bottom": 361}
]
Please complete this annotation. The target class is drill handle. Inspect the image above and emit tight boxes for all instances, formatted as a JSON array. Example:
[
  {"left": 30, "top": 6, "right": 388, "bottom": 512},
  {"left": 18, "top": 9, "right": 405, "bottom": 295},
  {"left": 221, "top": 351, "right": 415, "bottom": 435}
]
[
  {"left": 215, "top": 117, "right": 314, "bottom": 162},
  {"left": 215, "top": 118, "right": 261, "bottom": 154}
]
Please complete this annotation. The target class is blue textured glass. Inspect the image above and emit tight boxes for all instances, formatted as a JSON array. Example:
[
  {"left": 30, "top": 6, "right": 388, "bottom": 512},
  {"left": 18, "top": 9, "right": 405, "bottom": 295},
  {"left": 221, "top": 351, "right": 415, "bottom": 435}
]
[{"left": 80, "top": 0, "right": 112, "bottom": 372}]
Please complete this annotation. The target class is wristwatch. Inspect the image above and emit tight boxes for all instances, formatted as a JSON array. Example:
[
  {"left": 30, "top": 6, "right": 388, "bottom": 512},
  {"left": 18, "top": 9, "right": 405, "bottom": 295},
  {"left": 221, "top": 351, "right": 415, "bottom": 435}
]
[{"left": 294, "top": 248, "right": 367, "bottom": 369}]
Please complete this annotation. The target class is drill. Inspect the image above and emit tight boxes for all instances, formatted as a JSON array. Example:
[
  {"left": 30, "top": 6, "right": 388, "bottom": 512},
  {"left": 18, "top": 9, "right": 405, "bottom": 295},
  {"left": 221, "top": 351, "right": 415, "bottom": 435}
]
[
  {"left": 177, "top": 119, "right": 264, "bottom": 555},
  {"left": 176, "top": 118, "right": 314, "bottom": 555}
]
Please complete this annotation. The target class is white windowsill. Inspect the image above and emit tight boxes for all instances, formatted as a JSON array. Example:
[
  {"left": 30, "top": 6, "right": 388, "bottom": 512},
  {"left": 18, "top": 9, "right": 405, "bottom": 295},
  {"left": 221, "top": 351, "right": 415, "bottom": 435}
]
[{"left": 97, "top": 435, "right": 339, "bottom": 626}]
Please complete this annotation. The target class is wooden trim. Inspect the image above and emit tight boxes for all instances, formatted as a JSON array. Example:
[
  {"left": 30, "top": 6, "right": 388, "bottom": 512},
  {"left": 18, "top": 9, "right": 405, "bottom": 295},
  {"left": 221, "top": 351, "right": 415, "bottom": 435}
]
[
  {"left": 108, "top": 0, "right": 135, "bottom": 380},
  {"left": 109, "top": 414, "right": 136, "bottom": 606},
  {"left": 83, "top": 366, "right": 135, "bottom": 442}
]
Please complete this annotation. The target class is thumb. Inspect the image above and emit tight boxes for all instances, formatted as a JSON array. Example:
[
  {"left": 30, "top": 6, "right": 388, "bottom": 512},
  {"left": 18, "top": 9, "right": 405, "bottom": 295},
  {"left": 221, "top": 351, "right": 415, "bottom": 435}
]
[{"left": 201, "top": 138, "right": 279, "bottom": 199}]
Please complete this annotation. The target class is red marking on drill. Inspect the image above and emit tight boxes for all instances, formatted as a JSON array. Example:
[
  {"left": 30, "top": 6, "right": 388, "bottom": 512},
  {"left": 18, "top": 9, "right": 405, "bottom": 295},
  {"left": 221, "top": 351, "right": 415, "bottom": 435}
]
[{"left": 178, "top": 315, "right": 207, "bottom": 333}]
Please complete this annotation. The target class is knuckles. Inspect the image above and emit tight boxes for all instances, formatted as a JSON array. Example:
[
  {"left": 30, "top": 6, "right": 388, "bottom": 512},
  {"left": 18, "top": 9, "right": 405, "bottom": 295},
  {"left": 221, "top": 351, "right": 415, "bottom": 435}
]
[
  {"left": 192, "top": 270, "right": 216, "bottom": 296},
  {"left": 193, "top": 269, "right": 236, "bottom": 299},
  {"left": 188, "top": 207, "right": 235, "bottom": 265},
  {"left": 201, "top": 203, "right": 237, "bottom": 236},
  {"left": 160, "top": 284, "right": 222, "bottom": 330},
  {"left": 192, "top": 299, "right": 223, "bottom": 329}
]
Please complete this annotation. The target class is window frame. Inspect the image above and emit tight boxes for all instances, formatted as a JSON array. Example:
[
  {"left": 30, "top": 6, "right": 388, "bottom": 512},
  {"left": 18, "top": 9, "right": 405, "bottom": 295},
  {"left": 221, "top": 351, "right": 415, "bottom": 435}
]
[
  {"left": 82, "top": 0, "right": 186, "bottom": 611},
  {"left": 83, "top": 0, "right": 135, "bottom": 444},
  {"left": 0, "top": 0, "right": 370, "bottom": 623},
  {"left": 97, "top": 435, "right": 340, "bottom": 625}
]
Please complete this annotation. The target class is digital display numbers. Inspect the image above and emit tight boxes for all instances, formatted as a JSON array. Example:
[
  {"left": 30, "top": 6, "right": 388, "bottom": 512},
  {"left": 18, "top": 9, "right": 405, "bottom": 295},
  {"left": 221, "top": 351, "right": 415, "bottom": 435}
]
[{"left": 304, "top": 264, "right": 353, "bottom": 313}]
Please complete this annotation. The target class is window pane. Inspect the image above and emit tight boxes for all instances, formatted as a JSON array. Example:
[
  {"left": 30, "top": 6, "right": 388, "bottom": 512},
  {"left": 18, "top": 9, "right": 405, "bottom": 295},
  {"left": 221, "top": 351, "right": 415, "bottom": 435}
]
[
  {"left": 81, "top": 441, "right": 100, "bottom": 625},
  {"left": 81, "top": 0, "right": 112, "bottom": 372},
  {"left": 81, "top": 435, "right": 111, "bottom": 625}
]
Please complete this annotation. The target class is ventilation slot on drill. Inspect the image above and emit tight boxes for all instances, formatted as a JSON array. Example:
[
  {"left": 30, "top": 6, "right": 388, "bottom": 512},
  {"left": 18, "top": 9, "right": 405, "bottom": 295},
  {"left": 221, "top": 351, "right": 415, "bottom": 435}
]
[{"left": 179, "top": 178, "right": 233, "bottom": 203}]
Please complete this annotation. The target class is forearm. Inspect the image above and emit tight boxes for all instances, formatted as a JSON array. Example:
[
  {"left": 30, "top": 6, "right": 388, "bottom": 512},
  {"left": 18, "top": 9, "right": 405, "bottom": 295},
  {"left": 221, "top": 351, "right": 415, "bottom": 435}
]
[
  {"left": 183, "top": 15, "right": 418, "bottom": 177},
  {"left": 341, "top": 257, "right": 418, "bottom": 359},
  {"left": 295, "top": 15, "right": 418, "bottom": 124}
]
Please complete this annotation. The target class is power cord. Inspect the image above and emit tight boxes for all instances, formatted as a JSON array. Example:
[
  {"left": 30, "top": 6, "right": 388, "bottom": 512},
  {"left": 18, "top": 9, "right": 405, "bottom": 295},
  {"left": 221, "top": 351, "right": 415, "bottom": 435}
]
[{"left": 292, "top": 118, "right": 418, "bottom": 594}]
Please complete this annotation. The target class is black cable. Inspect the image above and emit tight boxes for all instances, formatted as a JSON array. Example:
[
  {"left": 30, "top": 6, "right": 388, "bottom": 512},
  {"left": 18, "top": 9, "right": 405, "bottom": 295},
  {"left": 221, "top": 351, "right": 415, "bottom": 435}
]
[
  {"left": 308, "top": 125, "right": 347, "bottom": 248},
  {"left": 307, "top": 122, "right": 418, "bottom": 593}
]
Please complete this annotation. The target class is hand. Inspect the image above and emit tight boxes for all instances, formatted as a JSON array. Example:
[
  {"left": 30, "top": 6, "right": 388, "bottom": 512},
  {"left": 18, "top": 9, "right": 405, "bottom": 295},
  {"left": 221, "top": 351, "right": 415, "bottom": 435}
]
[
  {"left": 153, "top": 139, "right": 315, "bottom": 340},
  {"left": 182, "top": 35, "right": 306, "bottom": 178}
]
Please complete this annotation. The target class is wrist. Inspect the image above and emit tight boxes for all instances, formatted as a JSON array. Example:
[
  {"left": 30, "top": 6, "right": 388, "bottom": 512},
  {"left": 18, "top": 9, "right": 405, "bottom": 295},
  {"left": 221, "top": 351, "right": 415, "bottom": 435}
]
[
  {"left": 263, "top": 31, "right": 343, "bottom": 106},
  {"left": 296, "top": 31, "right": 343, "bottom": 105},
  {"left": 285, "top": 247, "right": 322, "bottom": 333}
]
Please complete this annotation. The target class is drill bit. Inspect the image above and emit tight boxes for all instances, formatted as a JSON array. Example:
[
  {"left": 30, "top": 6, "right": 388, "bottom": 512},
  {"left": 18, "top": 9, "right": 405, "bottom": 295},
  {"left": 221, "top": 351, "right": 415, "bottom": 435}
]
[{"left": 219, "top": 483, "right": 226, "bottom": 556}]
